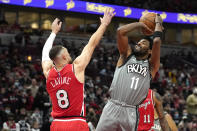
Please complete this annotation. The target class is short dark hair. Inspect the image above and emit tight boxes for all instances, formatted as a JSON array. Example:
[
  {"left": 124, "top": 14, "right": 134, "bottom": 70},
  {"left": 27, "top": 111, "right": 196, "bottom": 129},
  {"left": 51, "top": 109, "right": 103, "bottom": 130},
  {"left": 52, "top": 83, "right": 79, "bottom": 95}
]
[
  {"left": 143, "top": 36, "right": 153, "bottom": 49},
  {"left": 49, "top": 45, "right": 63, "bottom": 60}
]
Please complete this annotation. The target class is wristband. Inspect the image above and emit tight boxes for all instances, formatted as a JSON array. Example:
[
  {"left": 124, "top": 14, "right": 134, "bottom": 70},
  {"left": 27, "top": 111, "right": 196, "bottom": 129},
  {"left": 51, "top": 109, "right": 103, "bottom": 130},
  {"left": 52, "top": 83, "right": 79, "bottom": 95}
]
[{"left": 153, "top": 31, "right": 163, "bottom": 40}]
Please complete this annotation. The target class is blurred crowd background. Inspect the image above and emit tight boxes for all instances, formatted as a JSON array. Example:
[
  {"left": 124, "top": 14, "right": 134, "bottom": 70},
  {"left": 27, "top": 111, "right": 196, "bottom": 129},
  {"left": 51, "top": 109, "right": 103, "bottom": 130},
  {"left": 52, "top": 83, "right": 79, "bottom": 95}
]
[
  {"left": 0, "top": 0, "right": 197, "bottom": 131},
  {"left": 0, "top": 26, "right": 197, "bottom": 131}
]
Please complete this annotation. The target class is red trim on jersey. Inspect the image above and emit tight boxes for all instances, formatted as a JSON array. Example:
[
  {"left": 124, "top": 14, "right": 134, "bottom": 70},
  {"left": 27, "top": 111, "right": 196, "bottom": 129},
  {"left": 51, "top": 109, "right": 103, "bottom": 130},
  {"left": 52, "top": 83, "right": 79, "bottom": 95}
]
[
  {"left": 138, "top": 89, "right": 154, "bottom": 131},
  {"left": 80, "top": 84, "right": 85, "bottom": 116},
  {"left": 53, "top": 117, "right": 86, "bottom": 121},
  {"left": 151, "top": 89, "right": 154, "bottom": 106}
]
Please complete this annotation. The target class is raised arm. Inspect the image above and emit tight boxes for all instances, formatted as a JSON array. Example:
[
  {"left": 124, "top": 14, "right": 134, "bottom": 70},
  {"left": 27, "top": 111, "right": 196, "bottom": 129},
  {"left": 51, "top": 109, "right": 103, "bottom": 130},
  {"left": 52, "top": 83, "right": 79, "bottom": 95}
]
[
  {"left": 42, "top": 18, "right": 62, "bottom": 78},
  {"left": 73, "top": 9, "right": 115, "bottom": 83},
  {"left": 117, "top": 22, "right": 152, "bottom": 67},
  {"left": 153, "top": 91, "right": 170, "bottom": 131},
  {"left": 150, "top": 14, "right": 163, "bottom": 78}
]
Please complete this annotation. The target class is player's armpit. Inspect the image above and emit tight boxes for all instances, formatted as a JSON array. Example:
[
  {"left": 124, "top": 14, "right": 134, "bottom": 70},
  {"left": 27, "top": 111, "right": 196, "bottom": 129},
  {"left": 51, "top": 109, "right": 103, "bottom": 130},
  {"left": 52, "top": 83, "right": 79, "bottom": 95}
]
[
  {"left": 42, "top": 60, "right": 54, "bottom": 79},
  {"left": 116, "top": 48, "right": 131, "bottom": 67},
  {"left": 165, "top": 114, "right": 178, "bottom": 131}
]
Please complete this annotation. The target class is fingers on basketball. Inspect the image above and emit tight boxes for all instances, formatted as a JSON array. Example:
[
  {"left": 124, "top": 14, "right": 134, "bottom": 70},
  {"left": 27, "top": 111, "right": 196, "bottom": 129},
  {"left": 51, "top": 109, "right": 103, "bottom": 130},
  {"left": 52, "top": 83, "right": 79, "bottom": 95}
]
[{"left": 139, "top": 12, "right": 156, "bottom": 35}]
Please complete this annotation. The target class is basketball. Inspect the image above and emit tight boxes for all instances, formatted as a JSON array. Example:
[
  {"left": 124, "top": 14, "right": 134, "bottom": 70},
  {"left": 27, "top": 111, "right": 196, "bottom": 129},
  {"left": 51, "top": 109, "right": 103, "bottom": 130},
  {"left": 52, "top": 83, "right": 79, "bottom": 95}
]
[{"left": 139, "top": 12, "right": 156, "bottom": 35}]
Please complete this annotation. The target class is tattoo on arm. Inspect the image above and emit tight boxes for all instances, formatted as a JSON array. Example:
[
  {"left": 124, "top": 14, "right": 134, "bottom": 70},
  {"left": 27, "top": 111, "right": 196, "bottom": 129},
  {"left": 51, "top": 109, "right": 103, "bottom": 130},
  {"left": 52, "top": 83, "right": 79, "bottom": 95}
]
[{"left": 155, "top": 91, "right": 162, "bottom": 101}]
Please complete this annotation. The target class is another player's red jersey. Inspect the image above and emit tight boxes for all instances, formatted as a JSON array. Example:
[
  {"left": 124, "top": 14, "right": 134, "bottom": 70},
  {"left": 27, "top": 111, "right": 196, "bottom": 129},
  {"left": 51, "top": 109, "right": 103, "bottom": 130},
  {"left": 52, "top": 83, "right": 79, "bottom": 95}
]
[
  {"left": 138, "top": 89, "right": 154, "bottom": 131},
  {"left": 46, "top": 64, "right": 85, "bottom": 119}
]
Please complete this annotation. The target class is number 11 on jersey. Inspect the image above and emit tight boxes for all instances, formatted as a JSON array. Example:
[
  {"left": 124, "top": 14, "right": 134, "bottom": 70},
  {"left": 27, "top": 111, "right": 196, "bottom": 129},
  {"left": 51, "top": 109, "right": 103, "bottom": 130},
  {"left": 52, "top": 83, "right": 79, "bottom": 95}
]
[
  {"left": 144, "top": 114, "right": 150, "bottom": 123},
  {"left": 130, "top": 77, "right": 139, "bottom": 90}
]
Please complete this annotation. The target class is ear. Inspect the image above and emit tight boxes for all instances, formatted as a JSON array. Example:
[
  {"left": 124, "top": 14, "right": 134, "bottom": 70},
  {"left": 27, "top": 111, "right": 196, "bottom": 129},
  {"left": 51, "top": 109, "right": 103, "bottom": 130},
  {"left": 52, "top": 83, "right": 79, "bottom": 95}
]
[{"left": 62, "top": 53, "right": 67, "bottom": 60}]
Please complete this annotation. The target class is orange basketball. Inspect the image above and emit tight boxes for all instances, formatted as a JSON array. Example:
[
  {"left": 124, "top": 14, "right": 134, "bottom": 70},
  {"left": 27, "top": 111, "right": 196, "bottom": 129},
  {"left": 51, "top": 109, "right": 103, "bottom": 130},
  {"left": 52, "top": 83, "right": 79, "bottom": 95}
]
[{"left": 139, "top": 12, "right": 156, "bottom": 35}]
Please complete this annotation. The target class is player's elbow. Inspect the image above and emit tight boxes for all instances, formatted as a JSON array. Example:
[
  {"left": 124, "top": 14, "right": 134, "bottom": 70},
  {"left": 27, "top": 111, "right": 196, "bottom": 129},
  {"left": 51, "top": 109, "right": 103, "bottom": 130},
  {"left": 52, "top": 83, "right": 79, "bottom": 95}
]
[{"left": 117, "top": 27, "right": 126, "bottom": 36}]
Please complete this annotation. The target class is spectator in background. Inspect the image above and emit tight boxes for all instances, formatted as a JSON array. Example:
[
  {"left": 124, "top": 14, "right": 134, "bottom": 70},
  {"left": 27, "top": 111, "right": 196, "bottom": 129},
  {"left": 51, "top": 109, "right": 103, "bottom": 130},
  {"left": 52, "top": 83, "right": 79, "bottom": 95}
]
[
  {"left": 30, "top": 108, "right": 42, "bottom": 129},
  {"left": 31, "top": 121, "right": 40, "bottom": 131},
  {"left": 186, "top": 87, "right": 197, "bottom": 120},
  {"left": 4, "top": 106, "right": 12, "bottom": 116},
  {"left": 187, "top": 116, "right": 197, "bottom": 131},
  {"left": 178, "top": 116, "right": 190, "bottom": 131},
  {"left": 174, "top": 111, "right": 181, "bottom": 125},
  {"left": 27, "top": 79, "right": 39, "bottom": 98},
  {"left": 87, "top": 107, "right": 98, "bottom": 131},
  {"left": 17, "top": 115, "right": 31, "bottom": 131},
  {"left": 0, "top": 107, "right": 8, "bottom": 129},
  {"left": 3, "top": 114, "right": 19, "bottom": 131},
  {"left": 26, "top": 89, "right": 34, "bottom": 111}
]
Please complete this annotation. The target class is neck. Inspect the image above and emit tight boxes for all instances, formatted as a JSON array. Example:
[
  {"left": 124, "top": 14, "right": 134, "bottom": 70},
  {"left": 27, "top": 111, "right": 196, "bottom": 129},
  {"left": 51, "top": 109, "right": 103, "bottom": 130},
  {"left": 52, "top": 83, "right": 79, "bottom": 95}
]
[
  {"left": 136, "top": 54, "right": 149, "bottom": 60},
  {"left": 54, "top": 61, "right": 68, "bottom": 71}
]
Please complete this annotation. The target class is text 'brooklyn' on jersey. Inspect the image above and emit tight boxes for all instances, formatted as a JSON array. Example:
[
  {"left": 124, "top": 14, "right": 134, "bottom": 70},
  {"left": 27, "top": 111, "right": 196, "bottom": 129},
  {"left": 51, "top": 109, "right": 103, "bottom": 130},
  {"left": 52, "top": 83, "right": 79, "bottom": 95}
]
[
  {"left": 109, "top": 55, "right": 151, "bottom": 106},
  {"left": 46, "top": 64, "right": 85, "bottom": 119}
]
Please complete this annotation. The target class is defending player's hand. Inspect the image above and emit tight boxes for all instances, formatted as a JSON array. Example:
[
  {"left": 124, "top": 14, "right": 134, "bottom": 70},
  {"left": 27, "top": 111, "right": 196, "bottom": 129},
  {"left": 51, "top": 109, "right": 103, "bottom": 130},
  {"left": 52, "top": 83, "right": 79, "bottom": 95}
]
[
  {"left": 155, "top": 14, "right": 163, "bottom": 24},
  {"left": 139, "top": 22, "right": 153, "bottom": 34},
  {"left": 51, "top": 18, "right": 62, "bottom": 34},
  {"left": 100, "top": 8, "right": 116, "bottom": 26},
  {"left": 155, "top": 14, "right": 164, "bottom": 30}
]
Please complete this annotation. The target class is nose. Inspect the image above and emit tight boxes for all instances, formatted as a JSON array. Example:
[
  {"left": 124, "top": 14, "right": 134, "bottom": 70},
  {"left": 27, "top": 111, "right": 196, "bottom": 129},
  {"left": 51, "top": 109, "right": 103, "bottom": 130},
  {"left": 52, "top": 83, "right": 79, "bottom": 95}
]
[{"left": 137, "top": 42, "right": 142, "bottom": 46}]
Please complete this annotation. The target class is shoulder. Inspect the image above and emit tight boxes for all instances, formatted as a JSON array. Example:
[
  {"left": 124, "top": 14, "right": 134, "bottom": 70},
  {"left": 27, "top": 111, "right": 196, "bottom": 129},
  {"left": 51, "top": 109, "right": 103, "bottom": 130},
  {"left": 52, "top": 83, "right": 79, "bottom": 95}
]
[
  {"left": 46, "top": 67, "right": 55, "bottom": 79},
  {"left": 117, "top": 53, "right": 134, "bottom": 68}
]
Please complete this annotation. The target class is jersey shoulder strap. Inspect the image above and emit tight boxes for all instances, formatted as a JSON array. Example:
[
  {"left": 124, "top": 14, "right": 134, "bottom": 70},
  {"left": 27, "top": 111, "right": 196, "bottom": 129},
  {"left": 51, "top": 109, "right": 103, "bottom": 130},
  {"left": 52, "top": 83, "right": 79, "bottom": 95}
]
[{"left": 118, "top": 53, "right": 134, "bottom": 68}]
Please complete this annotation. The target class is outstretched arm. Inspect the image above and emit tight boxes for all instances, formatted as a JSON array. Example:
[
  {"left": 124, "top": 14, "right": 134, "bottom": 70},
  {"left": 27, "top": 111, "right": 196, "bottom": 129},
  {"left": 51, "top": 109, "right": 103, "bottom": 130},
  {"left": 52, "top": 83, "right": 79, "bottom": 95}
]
[
  {"left": 150, "top": 14, "right": 163, "bottom": 78},
  {"left": 117, "top": 22, "right": 152, "bottom": 67},
  {"left": 42, "top": 18, "right": 62, "bottom": 78},
  {"left": 153, "top": 91, "right": 170, "bottom": 131},
  {"left": 73, "top": 9, "right": 115, "bottom": 83}
]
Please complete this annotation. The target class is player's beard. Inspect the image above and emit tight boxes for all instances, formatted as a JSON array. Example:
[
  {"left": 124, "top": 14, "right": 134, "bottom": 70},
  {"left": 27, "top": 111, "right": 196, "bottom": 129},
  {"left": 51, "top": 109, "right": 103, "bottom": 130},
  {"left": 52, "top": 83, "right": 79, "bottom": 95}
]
[
  {"left": 133, "top": 48, "right": 149, "bottom": 58},
  {"left": 68, "top": 56, "right": 73, "bottom": 64},
  {"left": 68, "top": 59, "right": 72, "bottom": 64}
]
